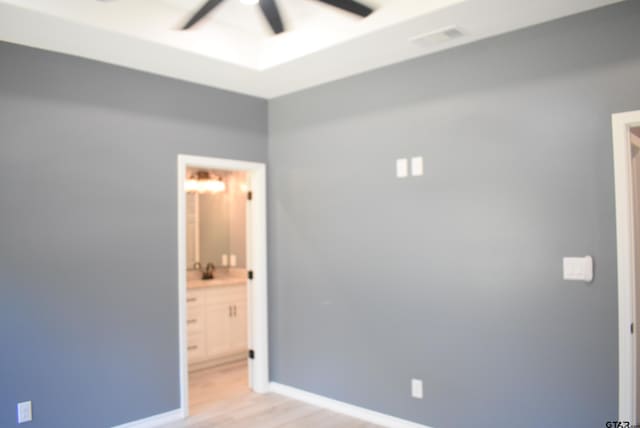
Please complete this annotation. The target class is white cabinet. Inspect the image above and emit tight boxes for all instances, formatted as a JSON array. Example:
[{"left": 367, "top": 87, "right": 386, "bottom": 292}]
[
  {"left": 187, "top": 284, "right": 247, "bottom": 367},
  {"left": 228, "top": 300, "right": 247, "bottom": 352},
  {"left": 186, "top": 306, "right": 204, "bottom": 334},
  {"left": 187, "top": 332, "right": 206, "bottom": 362},
  {"left": 204, "top": 302, "right": 231, "bottom": 357}
]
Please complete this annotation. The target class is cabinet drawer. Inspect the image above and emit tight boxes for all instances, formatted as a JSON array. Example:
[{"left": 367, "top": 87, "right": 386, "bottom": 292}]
[
  {"left": 187, "top": 333, "right": 206, "bottom": 362},
  {"left": 186, "top": 290, "right": 204, "bottom": 308},
  {"left": 186, "top": 306, "right": 204, "bottom": 334},
  {"left": 204, "top": 285, "right": 246, "bottom": 306}
]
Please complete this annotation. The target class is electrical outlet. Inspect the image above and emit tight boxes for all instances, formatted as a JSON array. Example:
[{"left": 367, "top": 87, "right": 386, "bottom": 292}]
[
  {"left": 411, "top": 379, "right": 423, "bottom": 399},
  {"left": 17, "top": 401, "right": 32, "bottom": 423}
]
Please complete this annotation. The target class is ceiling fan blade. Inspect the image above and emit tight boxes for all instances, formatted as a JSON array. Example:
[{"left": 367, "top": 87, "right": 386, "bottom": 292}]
[
  {"left": 182, "top": 0, "right": 225, "bottom": 30},
  {"left": 313, "top": 0, "right": 374, "bottom": 17},
  {"left": 259, "top": 0, "right": 285, "bottom": 34}
]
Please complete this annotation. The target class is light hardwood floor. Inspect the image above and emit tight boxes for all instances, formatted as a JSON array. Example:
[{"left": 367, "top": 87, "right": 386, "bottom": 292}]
[
  {"left": 189, "top": 360, "right": 251, "bottom": 415},
  {"left": 162, "top": 361, "right": 380, "bottom": 428}
]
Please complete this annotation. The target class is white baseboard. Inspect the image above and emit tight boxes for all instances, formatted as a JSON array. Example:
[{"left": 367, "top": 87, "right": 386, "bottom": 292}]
[
  {"left": 269, "top": 382, "right": 432, "bottom": 428},
  {"left": 111, "top": 408, "right": 183, "bottom": 428}
]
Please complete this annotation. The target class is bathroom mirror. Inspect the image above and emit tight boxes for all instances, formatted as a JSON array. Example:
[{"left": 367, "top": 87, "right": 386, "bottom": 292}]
[{"left": 186, "top": 169, "right": 247, "bottom": 272}]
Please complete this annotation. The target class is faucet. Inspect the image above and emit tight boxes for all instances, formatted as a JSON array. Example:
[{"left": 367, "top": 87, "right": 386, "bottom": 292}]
[{"left": 202, "top": 262, "right": 215, "bottom": 280}]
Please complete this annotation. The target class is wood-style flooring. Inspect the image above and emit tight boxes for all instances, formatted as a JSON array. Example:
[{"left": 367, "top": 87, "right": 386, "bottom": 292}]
[
  {"left": 189, "top": 360, "right": 251, "bottom": 415},
  {"left": 160, "top": 361, "right": 380, "bottom": 428}
]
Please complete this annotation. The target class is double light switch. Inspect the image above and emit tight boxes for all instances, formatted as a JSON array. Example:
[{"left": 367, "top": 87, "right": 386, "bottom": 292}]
[{"left": 397, "top": 156, "right": 423, "bottom": 178}]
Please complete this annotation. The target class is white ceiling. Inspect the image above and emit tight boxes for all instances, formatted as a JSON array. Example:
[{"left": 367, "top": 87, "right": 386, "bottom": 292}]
[{"left": 0, "top": 0, "right": 625, "bottom": 98}]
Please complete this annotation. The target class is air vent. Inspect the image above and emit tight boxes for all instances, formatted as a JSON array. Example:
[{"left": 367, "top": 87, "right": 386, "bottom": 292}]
[{"left": 409, "top": 26, "right": 464, "bottom": 48}]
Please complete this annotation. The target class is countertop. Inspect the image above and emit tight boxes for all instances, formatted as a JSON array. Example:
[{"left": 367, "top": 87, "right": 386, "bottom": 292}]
[{"left": 187, "top": 277, "right": 246, "bottom": 290}]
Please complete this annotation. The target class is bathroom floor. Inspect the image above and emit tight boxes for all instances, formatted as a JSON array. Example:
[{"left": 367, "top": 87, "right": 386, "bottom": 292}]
[{"left": 189, "top": 360, "right": 249, "bottom": 415}]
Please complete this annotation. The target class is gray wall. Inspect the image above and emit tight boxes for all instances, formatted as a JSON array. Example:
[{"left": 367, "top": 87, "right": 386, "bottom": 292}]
[
  {"left": 0, "top": 42, "right": 267, "bottom": 427},
  {"left": 268, "top": 2, "right": 640, "bottom": 427}
]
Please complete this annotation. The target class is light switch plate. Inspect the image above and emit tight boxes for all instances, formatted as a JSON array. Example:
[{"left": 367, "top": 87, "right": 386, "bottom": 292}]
[
  {"left": 563, "top": 256, "right": 593, "bottom": 282},
  {"left": 396, "top": 158, "right": 408, "bottom": 178},
  {"left": 230, "top": 254, "right": 237, "bottom": 267},
  {"left": 411, "top": 156, "right": 424, "bottom": 176},
  {"left": 411, "top": 379, "right": 423, "bottom": 399},
  {"left": 17, "top": 401, "right": 32, "bottom": 424},
  {"left": 222, "top": 254, "right": 228, "bottom": 267}
]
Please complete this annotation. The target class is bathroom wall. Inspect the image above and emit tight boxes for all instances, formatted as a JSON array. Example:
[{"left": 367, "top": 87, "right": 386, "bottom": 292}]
[
  {"left": 198, "top": 183, "right": 231, "bottom": 269},
  {"left": 228, "top": 172, "right": 248, "bottom": 270},
  {"left": 0, "top": 41, "right": 267, "bottom": 428},
  {"left": 268, "top": 2, "right": 640, "bottom": 427},
  {"left": 194, "top": 170, "right": 248, "bottom": 270}
]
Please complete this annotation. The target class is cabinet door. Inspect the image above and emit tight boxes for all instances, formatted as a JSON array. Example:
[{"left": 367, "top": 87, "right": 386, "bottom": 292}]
[
  {"left": 204, "top": 303, "right": 231, "bottom": 358},
  {"left": 229, "top": 300, "right": 248, "bottom": 352}
]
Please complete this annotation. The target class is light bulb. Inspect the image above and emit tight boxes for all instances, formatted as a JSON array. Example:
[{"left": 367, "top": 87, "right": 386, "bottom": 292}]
[{"left": 185, "top": 178, "right": 199, "bottom": 193}]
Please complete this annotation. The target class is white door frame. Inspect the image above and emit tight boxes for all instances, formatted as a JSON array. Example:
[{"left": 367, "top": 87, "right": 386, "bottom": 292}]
[
  {"left": 177, "top": 154, "right": 269, "bottom": 418},
  {"left": 612, "top": 110, "right": 640, "bottom": 422}
]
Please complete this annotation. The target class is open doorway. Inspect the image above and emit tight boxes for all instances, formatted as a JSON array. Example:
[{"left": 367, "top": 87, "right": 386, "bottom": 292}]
[
  {"left": 177, "top": 155, "right": 269, "bottom": 419},
  {"left": 185, "top": 168, "right": 250, "bottom": 414},
  {"left": 613, "top": 112, "right": 640, "bottom": 424}
]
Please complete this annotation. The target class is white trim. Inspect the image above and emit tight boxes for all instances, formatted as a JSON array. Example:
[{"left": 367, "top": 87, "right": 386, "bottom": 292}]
[
  {"left": 111, "top": 409, "right": 182, "bottom": 428},
  {"left": 269, "top": 383, "right": 433, "bottom": 428},
  {"left": 612, "top": 110, "right": 640, "bottom": 423},
  {"left": 177, "top": 158, "right": 189, "bottom": 418},
  {"left": 177, "top": 154, "right": 270, "bottom": 420}
]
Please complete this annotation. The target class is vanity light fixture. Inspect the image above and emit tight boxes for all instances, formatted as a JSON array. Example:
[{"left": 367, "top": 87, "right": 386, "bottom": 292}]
[{"left": 185, "top": 171, "right": 226, "bottom": 194}]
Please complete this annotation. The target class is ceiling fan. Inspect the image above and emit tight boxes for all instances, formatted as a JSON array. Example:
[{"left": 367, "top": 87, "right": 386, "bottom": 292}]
[{"left": 182, "top": 0, "right": 376, "bottom": 34}]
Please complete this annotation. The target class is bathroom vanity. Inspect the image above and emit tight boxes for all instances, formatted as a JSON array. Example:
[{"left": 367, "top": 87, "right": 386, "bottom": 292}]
[{"left": 186, "top": 277, "right": 247, "bottom": 371}]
